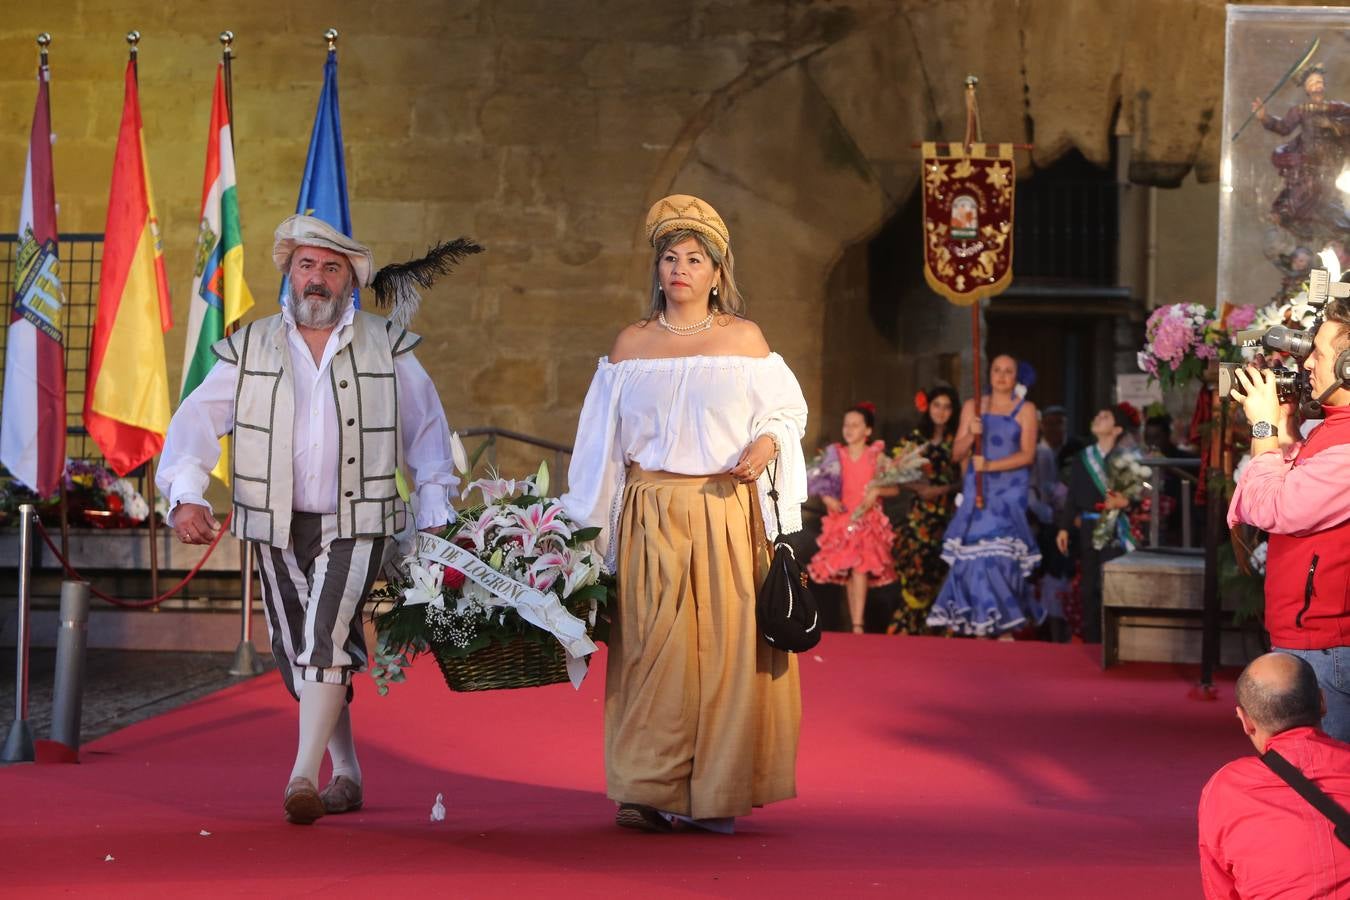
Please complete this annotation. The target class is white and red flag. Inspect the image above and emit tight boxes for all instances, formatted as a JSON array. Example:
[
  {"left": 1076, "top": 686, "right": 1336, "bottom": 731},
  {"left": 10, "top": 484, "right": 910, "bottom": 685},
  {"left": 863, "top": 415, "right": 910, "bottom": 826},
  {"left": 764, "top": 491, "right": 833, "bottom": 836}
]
[{"left": 1, "top": 60, "right": 66, "bottom": 497}]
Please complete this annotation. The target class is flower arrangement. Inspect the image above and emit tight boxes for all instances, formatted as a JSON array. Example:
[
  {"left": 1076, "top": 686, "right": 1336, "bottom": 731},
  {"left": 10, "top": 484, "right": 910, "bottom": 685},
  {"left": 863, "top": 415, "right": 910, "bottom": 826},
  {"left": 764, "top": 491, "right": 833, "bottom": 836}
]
[
  {"left": 852, "top": 441, "right": 928, "bottom": 521},
  {"left": 0, "top": 459, "right": 150, "bottom": 528},
  {"left": 371, "top": 460, "right": 613, "bottom": 694},
  {"left": 806, "top": 445, "right": 842, "bottom": 500},
  {"left": 1092, "top": 450, "right": 1152, "bottom": 551},
  {"left": 1136, "top": 303, "right": 1220, "bottom": 389}
]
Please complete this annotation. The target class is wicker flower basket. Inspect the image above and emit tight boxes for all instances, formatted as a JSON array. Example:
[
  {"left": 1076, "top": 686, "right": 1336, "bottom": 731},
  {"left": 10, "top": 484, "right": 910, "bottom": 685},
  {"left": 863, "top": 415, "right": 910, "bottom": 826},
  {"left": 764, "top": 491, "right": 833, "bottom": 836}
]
[{"left": 432, "top": 637, "right": 583, "bottom": 692}]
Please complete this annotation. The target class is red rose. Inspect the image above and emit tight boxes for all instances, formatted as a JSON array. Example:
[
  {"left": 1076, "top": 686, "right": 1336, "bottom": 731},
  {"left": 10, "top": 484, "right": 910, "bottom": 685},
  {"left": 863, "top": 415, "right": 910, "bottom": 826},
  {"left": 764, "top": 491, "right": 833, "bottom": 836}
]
[
  {"left": 444, "top": 568, "right": 466, "bottom": 590},
  {"left": 914, "top": 391, "right": 929, "bottom": 413}
]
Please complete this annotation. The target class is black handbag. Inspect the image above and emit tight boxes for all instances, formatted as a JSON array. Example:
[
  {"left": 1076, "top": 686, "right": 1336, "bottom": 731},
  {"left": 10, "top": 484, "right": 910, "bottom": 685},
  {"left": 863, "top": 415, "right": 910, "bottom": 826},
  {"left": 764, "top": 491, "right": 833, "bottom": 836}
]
[{"left": 756, "top": 462, "right": 821, "bottom": 652}]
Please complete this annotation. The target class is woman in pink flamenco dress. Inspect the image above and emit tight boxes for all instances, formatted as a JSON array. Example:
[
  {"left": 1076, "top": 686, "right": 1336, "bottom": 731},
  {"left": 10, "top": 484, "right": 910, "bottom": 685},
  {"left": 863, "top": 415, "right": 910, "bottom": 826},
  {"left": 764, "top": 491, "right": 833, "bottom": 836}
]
[{"left": 807, "top": 402, "right": 897, "bottom": 633}]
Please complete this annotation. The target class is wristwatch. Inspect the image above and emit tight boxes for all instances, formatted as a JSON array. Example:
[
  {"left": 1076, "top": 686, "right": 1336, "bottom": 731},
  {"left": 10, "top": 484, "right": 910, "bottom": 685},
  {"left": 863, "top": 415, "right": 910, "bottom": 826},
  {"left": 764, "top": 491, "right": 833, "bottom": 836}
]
[{"left": 1251, "top": 421, "right": 1276, "bottom": 439}]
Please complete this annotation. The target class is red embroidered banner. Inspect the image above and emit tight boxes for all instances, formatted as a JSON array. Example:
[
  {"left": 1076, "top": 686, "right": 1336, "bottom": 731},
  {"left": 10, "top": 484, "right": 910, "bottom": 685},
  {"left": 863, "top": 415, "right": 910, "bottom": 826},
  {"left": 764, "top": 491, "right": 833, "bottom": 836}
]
[{"left": 921, "top": 142, "right": 1015, "bottom": 306}]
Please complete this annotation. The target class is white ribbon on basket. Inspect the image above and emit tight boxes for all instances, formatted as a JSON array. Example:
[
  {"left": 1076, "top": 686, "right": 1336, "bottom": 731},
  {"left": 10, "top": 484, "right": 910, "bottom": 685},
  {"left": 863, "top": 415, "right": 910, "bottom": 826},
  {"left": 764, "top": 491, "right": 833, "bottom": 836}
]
[{"left": 406, "top": 531, "right": 597, "bottom": 688}]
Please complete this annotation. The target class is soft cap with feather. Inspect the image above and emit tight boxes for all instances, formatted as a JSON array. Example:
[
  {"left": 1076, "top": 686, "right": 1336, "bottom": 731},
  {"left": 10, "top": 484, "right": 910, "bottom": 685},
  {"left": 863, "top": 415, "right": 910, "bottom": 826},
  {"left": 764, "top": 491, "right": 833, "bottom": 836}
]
[{"left": 371, "top": 238, "right": 485, "bottom": 329}]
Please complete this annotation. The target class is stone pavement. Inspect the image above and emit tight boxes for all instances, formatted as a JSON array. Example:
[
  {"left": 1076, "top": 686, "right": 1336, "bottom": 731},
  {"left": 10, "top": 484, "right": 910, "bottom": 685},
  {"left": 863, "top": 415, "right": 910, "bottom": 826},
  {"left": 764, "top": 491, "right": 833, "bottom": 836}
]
[{"left": 0, "top": 647, "right": 273, "bottom": 747}]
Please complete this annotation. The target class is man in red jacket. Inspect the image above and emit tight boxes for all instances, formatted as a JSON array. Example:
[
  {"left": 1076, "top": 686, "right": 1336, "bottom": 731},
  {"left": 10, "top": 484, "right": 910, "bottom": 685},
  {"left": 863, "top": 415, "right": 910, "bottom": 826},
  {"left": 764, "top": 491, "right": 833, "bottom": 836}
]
[
  {"left": 1198, "top": 652, "right": 1350, "bottom": 899},
  {"left": 1229, "top": 296, "right": 1350, "bottom": 742}
]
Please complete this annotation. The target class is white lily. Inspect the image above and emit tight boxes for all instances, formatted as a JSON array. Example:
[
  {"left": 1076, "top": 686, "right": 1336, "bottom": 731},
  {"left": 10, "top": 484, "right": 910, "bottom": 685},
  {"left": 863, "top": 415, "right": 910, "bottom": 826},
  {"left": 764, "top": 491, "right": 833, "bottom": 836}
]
[
  {"left": 534, "top": 460, "right": 550, "bottom": 497},
  {"left": 402, "top": 561, "right": 446, "bottom": 609},
  {"left": 450, "top": 431, "right": 470, "bottom": 476}
]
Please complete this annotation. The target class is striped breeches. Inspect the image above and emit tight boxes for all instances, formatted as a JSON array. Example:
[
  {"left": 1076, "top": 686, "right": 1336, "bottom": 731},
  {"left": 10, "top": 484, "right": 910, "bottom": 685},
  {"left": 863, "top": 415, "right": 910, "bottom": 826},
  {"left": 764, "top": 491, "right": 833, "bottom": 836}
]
[{"left": 253, "top": 512, "right": 391, "bottom": 701}]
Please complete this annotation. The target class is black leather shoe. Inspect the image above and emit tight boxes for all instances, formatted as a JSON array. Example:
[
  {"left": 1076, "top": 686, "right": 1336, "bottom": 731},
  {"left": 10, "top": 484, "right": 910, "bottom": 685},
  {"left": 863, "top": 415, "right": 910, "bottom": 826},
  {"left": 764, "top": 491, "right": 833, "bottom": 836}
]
[{"left": 615, "top": 803, "right": 672, "bottom": 833}]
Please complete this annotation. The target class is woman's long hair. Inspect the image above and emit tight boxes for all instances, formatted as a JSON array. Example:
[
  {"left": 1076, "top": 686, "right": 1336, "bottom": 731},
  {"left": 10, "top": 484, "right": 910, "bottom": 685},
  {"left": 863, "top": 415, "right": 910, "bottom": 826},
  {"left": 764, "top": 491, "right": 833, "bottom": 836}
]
[
  {"left": 646, "top": 228, "right": 746, "bottom": 319},
  {"left": 918, "top": 385, "right": 960, "bottom": 441}
]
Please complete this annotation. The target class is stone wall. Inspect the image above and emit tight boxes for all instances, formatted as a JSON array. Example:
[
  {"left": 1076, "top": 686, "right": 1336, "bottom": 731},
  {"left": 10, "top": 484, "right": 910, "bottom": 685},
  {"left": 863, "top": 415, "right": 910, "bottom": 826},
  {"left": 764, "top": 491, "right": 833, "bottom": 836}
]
[{"left": 0, "top": 0, "right": 1266, "bottom": 476}]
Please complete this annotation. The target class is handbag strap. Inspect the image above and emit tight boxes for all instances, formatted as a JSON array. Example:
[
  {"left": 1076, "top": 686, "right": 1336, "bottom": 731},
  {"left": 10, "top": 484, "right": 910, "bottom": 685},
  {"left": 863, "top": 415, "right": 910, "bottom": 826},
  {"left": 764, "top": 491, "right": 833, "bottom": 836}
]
[
  {"left": 765, "top": 460, "right": 786, "bottom": 542},
  {"left": 1262, "top": 748, "right": 1350, "bottom": 849}
]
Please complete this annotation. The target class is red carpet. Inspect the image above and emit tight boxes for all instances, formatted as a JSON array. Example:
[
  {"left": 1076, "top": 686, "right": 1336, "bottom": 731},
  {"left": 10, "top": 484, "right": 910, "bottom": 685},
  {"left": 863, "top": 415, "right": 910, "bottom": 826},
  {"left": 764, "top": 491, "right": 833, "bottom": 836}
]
[{"left": 0, "top": 635, "right": 1246, "bottom": 898}]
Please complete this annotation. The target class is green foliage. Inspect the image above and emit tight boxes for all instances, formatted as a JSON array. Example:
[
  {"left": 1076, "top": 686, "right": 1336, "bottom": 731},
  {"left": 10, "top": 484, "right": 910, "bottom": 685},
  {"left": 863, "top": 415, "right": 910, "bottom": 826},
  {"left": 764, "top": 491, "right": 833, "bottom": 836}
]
[{"left": 1217, "top": 540, "right": 1265, "bottom": 626}]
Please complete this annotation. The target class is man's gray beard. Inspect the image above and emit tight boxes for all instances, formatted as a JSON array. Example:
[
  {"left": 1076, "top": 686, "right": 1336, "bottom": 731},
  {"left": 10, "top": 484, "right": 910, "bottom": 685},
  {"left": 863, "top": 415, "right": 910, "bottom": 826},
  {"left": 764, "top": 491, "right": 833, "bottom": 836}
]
[{"left": 291, "top": 285, "right": 344, "bottom": 329}]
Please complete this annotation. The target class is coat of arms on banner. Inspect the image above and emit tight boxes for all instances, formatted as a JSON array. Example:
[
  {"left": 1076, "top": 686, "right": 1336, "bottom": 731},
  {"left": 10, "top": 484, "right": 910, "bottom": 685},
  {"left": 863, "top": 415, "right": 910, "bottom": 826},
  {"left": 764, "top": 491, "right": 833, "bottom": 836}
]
[{"left": 921, "top": 142, "right": 1015, "bottom": 306}]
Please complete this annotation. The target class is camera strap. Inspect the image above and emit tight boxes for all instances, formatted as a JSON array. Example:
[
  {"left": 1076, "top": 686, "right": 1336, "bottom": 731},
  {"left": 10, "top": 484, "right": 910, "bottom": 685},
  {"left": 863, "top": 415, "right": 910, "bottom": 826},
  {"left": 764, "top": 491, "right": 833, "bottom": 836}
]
[{"left": 1261, "top": 748, "right": 1350, "bottom": 849}]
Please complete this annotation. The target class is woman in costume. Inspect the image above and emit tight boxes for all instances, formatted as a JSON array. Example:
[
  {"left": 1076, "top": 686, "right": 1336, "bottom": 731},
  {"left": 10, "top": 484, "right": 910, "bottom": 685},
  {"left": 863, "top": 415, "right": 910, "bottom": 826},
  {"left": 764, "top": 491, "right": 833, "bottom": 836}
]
[
  {"left": 926, "top": 355, "right": 1043, "bottom": 638},
  {"left": 560, "top": 194, "right": 808, "bottom": 834},
  {"left": 889, "top": 386, "right": 961, "bottom": 635},
  {"left": 806, "top": 403, "right": 896, "bottom": 633}
]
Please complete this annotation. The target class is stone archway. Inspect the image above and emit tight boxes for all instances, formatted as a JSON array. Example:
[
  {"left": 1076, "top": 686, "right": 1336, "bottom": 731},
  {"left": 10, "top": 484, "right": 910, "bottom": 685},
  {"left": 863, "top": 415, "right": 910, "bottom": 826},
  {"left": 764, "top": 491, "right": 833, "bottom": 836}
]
[{"left": 641, "top": 0, "right": 1226, "bottom": 445}]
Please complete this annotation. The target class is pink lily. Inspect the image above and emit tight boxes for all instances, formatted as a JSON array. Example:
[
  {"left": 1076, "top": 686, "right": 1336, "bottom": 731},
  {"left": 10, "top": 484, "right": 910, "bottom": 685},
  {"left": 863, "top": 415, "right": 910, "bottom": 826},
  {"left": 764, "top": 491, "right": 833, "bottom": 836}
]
[
  {"left": 458, "top": 506, "right": 505, "bottom": 553},
  {"left": 499, "top": 501, "right": 572, "bottom": 557}
]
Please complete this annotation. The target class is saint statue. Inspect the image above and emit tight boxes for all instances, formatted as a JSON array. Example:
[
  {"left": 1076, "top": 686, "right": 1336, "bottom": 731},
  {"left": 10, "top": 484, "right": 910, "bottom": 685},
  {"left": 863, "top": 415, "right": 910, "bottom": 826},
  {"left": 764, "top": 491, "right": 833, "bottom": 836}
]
[{"left": 1252, "top": 64, "right": 1350, "bottom": 244}]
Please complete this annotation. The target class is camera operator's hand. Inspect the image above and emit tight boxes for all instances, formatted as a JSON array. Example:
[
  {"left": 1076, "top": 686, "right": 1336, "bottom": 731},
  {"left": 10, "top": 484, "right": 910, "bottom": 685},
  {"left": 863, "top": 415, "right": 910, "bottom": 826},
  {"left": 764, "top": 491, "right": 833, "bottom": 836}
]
[{"left": 1231, "top": 364, "right": 1281, "bottom": 428}]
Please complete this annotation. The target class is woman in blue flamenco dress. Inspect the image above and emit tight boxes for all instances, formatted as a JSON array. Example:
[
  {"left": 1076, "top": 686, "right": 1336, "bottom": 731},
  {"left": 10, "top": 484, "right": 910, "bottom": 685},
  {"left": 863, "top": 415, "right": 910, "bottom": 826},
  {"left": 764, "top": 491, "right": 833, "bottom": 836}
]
[{"left": 927, "top": 354, "right": 1044, "bottom": 637}]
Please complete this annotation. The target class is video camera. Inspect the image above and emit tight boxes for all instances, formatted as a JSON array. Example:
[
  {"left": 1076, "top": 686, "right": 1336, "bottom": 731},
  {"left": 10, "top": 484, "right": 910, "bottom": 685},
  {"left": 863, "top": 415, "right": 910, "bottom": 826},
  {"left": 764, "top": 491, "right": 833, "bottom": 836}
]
[{"left": 1218, "top": 268, "right": 1350, "bottom": 417}]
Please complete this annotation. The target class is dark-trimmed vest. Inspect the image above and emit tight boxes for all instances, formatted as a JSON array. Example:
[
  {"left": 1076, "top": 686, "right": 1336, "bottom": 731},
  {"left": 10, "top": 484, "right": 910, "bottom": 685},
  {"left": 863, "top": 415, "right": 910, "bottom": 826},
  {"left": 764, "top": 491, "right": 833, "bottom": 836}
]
[{"left": 210, "top": 310, "right": 421, "bottom": 548}]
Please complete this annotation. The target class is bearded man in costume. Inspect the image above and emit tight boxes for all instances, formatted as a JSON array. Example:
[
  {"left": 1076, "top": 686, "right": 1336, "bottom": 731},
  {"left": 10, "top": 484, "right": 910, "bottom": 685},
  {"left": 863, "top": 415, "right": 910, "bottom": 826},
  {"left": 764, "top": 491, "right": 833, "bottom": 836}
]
[{"left": 158, "top": 215, "right": 479, "bottom": 824}]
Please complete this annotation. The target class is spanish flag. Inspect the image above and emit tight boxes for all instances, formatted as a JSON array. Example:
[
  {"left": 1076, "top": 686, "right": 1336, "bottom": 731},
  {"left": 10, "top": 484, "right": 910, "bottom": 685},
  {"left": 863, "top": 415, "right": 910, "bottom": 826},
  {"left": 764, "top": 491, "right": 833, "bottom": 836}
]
[{"left": 85, "top": 59, "right": 172, "bottom": 476}]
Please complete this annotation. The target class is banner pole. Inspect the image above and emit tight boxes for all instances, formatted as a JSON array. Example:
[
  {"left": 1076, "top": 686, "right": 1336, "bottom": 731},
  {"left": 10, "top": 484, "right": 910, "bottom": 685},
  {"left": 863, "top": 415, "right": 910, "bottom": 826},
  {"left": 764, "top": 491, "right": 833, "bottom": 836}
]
[{"left": 963, "top": 76, "right": 986, "bottom": 509}]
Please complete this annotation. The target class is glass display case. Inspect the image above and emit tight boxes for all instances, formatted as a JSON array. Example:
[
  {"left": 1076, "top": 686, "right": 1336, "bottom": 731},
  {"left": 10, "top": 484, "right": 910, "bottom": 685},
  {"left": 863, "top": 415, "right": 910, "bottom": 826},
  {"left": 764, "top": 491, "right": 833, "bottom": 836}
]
[{"left": 1218, "top": 5, "right": 1350, "bottom": 311}]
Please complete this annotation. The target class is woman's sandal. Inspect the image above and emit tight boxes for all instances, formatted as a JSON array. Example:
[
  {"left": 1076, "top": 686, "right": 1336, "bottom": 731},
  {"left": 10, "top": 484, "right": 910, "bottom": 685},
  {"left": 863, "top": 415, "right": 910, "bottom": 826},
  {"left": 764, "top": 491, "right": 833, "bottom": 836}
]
[{"left": 851, "top": 622, "right": 865, "bottom": 634}]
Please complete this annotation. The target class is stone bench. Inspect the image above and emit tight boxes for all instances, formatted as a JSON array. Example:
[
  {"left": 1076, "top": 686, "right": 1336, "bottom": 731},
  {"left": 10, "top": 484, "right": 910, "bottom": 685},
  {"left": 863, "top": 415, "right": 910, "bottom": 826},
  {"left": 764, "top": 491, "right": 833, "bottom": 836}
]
[{"left": 1101, "top": 549, "right": 1251, "bottom": 668}]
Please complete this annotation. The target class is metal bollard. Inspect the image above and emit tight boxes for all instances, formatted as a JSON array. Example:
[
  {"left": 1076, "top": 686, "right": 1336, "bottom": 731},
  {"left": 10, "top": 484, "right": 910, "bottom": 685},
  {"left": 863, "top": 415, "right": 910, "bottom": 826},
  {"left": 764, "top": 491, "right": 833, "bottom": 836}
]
[
  {"left": 229, "top": 541, "right": 263, "bottom": 676},
  {"left": 2, "top": 503, "right": 37, "bottom": 764},
  {"left": 49, "top": 580, "right": 91, "bottom": 751}
]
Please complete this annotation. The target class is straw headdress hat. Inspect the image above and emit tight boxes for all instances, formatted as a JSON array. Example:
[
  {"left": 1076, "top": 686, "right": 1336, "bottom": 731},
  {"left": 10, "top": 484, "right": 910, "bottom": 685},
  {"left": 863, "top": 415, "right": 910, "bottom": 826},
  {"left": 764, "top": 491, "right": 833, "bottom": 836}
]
[
  {"left": 645, "top": 194, "right": 730, "bottom": 256},
  {"left": 272, "top": 214, "right": 375, "bottom": 287}
]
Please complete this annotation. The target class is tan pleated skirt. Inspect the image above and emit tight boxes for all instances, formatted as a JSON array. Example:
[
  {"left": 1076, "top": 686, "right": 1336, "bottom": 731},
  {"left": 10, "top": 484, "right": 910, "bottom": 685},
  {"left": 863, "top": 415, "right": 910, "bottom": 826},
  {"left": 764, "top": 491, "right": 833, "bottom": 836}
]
[{"left": 606, "top": 465, "right": 801, "bottom": 819}]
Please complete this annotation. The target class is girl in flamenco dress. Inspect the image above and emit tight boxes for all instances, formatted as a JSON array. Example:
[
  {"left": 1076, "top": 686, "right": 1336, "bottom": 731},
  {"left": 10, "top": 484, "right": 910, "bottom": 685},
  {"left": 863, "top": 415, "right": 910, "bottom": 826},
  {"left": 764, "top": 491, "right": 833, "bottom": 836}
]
[
  {"left": 889, "top": 386, "right": 962, "bottom": 635},
  {"left": 927, "top": 355, "right": 1044, "bottom": 638},
  {"left": 807, "top": 402, "right": 898, "bottom": 633}
]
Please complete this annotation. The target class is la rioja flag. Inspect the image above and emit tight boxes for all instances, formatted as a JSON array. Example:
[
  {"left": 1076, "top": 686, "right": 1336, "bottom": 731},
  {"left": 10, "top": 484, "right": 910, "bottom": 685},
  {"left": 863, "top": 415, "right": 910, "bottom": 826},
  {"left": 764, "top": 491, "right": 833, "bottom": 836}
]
[
  {"left": 1, "top": 60, "right": 66, "bottom": 497},
  {"left": 182, "top": 63, "right": 254, "bottom": 483}
]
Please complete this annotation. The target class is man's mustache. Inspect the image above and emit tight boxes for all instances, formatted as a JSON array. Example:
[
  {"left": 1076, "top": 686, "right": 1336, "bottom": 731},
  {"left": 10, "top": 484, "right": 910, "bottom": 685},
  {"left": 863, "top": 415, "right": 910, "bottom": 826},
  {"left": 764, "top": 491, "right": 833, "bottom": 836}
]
[{"left": 303, "top": 284, "right": 332, "bottom": 299}]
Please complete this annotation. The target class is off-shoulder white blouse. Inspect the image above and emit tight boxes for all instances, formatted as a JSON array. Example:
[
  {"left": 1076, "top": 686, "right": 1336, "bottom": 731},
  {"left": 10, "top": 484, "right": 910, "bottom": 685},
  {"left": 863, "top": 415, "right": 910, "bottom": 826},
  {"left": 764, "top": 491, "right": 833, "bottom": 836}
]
[{"left": 560, "top": 353, "right": 808, "bottom": 571}]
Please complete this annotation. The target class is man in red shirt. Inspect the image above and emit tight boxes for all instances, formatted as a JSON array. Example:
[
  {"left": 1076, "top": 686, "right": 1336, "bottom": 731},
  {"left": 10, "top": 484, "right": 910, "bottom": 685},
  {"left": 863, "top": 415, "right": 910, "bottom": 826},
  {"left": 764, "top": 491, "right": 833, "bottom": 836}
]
[
  {"left": 1228, "top": 295, "right": 1350, "bottom": 742},
  {"left": 1198, "top": 652, "right": 1350, "bottom": 899}
]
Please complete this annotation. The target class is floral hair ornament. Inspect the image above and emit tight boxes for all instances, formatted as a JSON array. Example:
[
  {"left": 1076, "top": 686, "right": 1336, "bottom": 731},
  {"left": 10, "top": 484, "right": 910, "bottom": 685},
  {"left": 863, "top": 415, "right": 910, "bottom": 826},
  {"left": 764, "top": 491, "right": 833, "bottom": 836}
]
[
  {"left": 914, "top": 391, "right": 929, "bottom": 414},
  {"left": 1115, "top": 402, "right": 1142, "bottom": 429},
  {"left": 855, "top": 400, "right": 877, "bottom": 415},
  {"left": 1014, "top": 360, "right": 1037, "bottom": 400}
]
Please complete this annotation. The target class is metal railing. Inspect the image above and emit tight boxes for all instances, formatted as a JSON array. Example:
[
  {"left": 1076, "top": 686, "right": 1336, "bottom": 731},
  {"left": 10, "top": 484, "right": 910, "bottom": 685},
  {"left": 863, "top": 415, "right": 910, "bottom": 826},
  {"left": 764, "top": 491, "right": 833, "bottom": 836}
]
[
  {"left": 1137, "top": 456, "right": 1202, "bottom": 551},
  {"left": 459, "top": 427, "right": 573, "bottom": 495}
]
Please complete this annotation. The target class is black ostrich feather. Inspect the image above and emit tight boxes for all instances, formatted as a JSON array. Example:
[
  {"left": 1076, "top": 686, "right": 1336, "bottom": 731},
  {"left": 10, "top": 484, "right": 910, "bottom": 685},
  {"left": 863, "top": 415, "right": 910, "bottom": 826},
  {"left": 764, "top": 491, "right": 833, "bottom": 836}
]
[{"left": 371, "top": 237, "right": 484, "bottom": 327}]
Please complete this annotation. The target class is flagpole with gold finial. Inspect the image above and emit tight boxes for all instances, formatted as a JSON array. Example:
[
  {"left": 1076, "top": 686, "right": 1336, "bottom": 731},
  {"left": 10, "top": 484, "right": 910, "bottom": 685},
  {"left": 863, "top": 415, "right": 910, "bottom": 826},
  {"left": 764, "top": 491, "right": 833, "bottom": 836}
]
[
  {"left": 38, "top": 32, "right": 72, "bottom": 563},
  {"left": 220, "top": 31, "right": 235, "bottom": 145},
  {"left": 125, "top": 28, "right": 161, "bottom": 605}
]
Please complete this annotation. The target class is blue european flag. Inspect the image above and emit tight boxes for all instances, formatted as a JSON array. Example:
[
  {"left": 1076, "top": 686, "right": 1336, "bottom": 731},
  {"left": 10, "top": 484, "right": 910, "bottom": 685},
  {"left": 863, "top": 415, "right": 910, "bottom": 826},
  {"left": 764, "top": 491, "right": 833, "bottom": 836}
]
[{"left": 281, "top": 49, "right": 358, "bottom": 306}]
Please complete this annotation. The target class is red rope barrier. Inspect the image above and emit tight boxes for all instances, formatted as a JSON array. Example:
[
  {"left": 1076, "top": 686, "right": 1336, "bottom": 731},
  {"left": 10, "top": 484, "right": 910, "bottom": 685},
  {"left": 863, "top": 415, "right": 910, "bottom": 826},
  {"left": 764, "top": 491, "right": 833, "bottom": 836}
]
[{"left": 31, "top": 513, "right": 235, "bottom": 609}]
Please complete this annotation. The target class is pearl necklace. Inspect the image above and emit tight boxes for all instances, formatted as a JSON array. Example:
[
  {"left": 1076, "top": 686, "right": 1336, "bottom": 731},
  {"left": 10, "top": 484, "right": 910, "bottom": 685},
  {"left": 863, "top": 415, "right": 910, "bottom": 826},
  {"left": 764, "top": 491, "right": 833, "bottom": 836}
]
[{"left": 658, "top": 310, "right": 714, "bottom": 335}]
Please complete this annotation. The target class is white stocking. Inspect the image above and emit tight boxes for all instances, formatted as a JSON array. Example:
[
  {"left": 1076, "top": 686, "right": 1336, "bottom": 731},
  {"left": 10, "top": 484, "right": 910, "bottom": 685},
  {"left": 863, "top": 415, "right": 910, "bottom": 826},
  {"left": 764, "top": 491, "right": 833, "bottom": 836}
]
[
  {"left": 290, "top": 681, "right": 346, "bottom": 785},
  {"left": 326, "top": 704, "right": 362, "bottom": 784}
]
